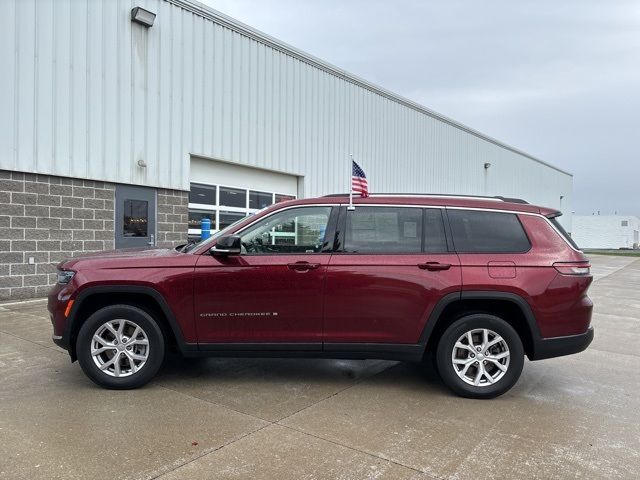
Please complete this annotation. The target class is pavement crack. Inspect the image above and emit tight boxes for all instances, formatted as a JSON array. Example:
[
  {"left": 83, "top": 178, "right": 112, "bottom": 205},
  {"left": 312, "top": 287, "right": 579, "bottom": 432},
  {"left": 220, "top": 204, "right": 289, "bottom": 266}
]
[
  {"left": 277, "top": 423, "right": 440, "bottom": 479},
  {"left": 143, "top": 423, "right": 273, "bottom": 480},
  {"left": 0, "top": 329, "right": 67, "bottom": 356}
]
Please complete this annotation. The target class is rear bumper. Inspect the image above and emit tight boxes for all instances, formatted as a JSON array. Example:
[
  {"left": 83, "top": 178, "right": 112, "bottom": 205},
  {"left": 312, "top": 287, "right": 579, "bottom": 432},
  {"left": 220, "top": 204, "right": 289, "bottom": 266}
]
[{"left": 529, "top": 327, "right": 594, "bottom": 360}]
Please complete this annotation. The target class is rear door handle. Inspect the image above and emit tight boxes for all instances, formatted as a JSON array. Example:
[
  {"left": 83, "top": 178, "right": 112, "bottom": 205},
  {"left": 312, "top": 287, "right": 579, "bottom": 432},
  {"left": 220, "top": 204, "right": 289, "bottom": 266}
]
[
  {"left": 418, "top": 262, "right": 451, "bottom": 271},
  {"left": 287, "top": 261, "right": 320, "bottom": 272}
]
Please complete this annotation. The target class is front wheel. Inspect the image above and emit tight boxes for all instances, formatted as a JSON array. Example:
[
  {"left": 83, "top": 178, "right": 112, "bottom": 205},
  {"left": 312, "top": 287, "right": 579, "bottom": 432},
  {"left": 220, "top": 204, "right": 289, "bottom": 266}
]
[
  {"left": 76, "top": 305, "right": 165, "bottom": 389},
  {"left": 436, "top": 314, "right": 524, "bottom": 399}
]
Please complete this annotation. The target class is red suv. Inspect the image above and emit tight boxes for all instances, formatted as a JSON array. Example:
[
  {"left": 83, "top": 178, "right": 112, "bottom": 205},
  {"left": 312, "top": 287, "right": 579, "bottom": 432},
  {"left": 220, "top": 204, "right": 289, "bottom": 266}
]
[{"left": 48, "top": 194, "right": 593, "bottom": 398}]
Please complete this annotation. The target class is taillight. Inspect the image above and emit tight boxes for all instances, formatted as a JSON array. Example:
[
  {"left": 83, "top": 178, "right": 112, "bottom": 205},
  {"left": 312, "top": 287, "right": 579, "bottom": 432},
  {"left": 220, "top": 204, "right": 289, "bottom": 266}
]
[{"left": 553, "top": 262, "right": 591, "bottom": 275}]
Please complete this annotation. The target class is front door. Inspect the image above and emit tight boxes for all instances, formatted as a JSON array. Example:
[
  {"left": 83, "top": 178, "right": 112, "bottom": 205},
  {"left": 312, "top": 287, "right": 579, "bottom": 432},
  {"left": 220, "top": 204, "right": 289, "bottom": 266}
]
[
  {"left": 323, "top": 206, "right": 461, "bottom": 345},
  {"left": 115, "top": 185, "right": 156, "bottom": 249},
  {"left": 193, "top": 205, "right": 336, "bottom": 345}
]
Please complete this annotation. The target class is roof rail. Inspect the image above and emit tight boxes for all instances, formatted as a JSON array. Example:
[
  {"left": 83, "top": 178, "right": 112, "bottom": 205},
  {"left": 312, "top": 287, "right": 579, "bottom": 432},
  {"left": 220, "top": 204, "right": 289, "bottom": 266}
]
[{"left": 322, "top": 193, "right": 529, "bottom": 204}]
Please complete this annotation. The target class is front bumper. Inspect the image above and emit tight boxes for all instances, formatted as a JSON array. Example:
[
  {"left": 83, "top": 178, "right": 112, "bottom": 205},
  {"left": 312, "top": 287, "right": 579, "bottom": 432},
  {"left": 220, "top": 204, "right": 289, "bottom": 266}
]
[
  {"left": 529, "top": 327, "right": 594, "bottom": 360},
  {"left": 48, "top": 282, "right": 74, "bottom": 353},
  {"left": 52, "top": 334, "right": 67, "bottom": 350}
]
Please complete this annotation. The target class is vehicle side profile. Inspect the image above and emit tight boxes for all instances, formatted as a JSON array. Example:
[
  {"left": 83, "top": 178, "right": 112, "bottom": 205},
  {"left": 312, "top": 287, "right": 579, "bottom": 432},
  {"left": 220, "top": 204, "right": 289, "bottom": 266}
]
[{"left": 48, "top": 194, "right": 594, "bottom": 398}]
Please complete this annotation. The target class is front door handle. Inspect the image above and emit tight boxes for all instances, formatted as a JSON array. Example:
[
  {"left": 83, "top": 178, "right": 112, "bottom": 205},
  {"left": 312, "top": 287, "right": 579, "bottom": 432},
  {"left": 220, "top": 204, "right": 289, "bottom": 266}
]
[
  {"left": 418, "top": 262, "right": 451, "bottom": 271},
  {"left": 287, "top": 261, "right": 320, "bottom": 272}
]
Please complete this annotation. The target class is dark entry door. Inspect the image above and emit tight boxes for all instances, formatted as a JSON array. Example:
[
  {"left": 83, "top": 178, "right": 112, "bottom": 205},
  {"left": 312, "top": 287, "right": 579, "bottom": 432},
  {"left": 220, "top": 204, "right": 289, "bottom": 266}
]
[{"left": 115, "top": 185, "right": 156, "bottom": 249}]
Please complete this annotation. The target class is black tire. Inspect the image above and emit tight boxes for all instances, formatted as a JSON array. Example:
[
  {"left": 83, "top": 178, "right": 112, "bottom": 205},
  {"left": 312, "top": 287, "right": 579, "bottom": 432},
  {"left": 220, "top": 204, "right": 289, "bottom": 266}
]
[
  {"left": 76, "top": 305, "right": 165, "bottom": 389},
  {"left": 436, "top": 314, "right": 524, "bottom": 399}
]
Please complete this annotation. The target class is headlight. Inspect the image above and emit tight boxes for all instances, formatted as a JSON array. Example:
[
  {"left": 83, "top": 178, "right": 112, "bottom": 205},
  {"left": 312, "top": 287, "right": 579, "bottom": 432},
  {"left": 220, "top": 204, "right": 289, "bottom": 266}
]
[{"left": 57, "top": 270, "right": 76, "bottom": 284}]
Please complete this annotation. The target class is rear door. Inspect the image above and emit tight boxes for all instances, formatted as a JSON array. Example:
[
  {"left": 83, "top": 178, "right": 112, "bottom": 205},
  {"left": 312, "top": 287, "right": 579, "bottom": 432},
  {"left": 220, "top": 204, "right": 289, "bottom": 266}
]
[{"left": 323, "top": 206, "right": 461, "bottom": 346}]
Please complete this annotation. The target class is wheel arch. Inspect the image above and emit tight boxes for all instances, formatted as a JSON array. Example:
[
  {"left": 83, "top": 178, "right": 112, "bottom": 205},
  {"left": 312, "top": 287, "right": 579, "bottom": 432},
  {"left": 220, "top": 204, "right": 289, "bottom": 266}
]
[
  {"left": 65, "top": 286, "right": 193, "bottom": 361},
  {"left": 420, "top": 291, "right": 542, "bottom": 359}
]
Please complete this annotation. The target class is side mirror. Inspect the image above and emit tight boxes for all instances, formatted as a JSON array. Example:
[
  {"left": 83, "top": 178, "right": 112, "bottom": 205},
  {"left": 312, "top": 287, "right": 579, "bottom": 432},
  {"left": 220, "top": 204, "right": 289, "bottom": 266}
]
[{"left": 210, "top": 235, "right": 241, "bottom": 256}]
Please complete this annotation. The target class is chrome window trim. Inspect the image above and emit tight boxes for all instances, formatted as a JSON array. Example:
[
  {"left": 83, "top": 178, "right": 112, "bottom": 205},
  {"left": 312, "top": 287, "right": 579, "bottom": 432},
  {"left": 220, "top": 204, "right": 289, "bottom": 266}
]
[
  {"left": 337, "top": 203, "right": 583, "bottom": 254},
  {"left": 444, "top": 206, "right": 582, "bottom": 254},
  {"left": 219, "top": 202, "right": 581, "bottom": 255}
]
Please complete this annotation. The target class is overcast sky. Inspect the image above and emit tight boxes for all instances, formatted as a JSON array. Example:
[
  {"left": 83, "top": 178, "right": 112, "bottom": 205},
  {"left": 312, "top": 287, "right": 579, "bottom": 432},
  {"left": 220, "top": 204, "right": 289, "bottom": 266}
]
[{"left": 205, "top": 0, "right": 639, "bottom": 216}]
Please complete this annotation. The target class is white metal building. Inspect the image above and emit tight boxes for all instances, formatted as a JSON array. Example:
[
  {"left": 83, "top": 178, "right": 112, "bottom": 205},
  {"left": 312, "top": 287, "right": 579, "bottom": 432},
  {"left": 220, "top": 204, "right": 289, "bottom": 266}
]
[
  {"left": 0, "top": 0, "right": 573, "bottom": 299},
  {"left": 572, "top": 216, "right": 640, "bottom": 250}
]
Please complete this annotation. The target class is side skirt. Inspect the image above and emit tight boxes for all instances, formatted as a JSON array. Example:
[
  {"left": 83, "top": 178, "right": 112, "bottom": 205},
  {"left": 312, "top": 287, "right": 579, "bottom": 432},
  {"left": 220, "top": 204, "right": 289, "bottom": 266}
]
[{"left": 185, "top": 343, "right": 424, "bottom": 362}]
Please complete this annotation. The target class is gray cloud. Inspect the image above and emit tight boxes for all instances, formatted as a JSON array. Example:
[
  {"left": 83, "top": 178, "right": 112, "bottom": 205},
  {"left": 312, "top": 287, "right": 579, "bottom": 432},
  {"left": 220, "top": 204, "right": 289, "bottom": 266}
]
[{"left": 206, "top": 0, "right": 640, "bottom": 215}]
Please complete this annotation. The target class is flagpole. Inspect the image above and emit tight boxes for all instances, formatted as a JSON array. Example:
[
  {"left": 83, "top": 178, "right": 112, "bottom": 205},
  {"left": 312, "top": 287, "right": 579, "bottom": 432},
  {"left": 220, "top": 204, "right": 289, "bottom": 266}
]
[{"left": 348, "top": 153, "right": 355, "bottom": 210}]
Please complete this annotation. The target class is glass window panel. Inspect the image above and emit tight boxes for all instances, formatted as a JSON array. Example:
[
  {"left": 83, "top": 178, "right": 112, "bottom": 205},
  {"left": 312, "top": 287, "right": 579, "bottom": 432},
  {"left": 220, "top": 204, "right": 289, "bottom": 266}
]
[
  {"left": 219, "top": 186, "right": 246, "bottom": 208},
  {"left": 123, "top": 200, "right": 148, "bottom": 237},
  {"left": 424, "top": 209, "right": 448, "bottom": 253},
  {"left": 448, "top": 210, "right": 531, "bottom": 253},
  {"left": 188, "top": 210, "right": 216, "bottom": 230},
  {"left": 275, "top": 194, "right": 296, "bottom": 203},
  {"left": 189, "top": 184, "right": 216, "bottom": 205},
  {"left": 240, "top": 206, "right": 331, "bottom": 254},
  {"left": 219, "top": 211, "right": 247, "bottom": 230},
  {"left": 249, "top": 191, "right": 274, "bottom": 209},
  {"left": 345, "top": 207, "right": 422, "bottom": 253}
]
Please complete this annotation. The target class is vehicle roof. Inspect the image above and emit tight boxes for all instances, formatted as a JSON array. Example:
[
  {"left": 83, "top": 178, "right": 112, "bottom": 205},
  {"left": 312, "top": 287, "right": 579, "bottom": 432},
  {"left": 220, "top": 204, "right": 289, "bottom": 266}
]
[{"left": 281, "top": 194, "right": 559, "bottom": 216}]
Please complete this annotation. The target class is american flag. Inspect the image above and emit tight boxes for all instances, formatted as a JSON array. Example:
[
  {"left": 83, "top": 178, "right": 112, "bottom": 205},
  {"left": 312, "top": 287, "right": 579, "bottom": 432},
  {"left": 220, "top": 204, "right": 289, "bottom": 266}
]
[{"left": 352, "top": 160, "right": 369, "bottom": 197}]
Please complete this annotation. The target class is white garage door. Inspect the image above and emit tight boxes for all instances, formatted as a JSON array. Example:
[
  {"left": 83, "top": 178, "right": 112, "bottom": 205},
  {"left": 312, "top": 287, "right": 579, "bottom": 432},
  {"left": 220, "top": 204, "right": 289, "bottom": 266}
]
[{"left": 188, "top": 156, "right": 299, "bottom": 238}]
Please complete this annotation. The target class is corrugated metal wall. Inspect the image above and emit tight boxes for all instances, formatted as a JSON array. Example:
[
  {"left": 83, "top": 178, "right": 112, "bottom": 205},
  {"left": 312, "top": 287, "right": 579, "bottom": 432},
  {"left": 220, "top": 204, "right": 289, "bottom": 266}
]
[{"left": 0, "top": 0, "right": 573, "bottom": 226}]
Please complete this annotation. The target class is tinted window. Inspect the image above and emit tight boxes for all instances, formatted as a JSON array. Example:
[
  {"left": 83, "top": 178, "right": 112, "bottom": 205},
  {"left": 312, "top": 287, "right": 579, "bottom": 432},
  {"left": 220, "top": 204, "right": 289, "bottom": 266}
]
[
  {"left": 240, "top": 206, "right": 331, "bottom": 254},
  {"left": 249, "top": 191, "right": 273, "bottom": 209},
  {"left": 189, "top": 184, "right": 216, "bottom": 205},
  {"left": 188, "top": 210, "right": 215, "bottom": 230},
  {"left": 448, "top": 210, "right": 530, "bottom": 253},
  {"left": 345, "top": 207, "right": 422, "bottom": 253},
  {"left": 424, "top": 209, "right": 448, "bottom": 253},
  {"left": 219, "top": 211, "right": 247, "bottom": 230},
  {"left": 219, "top": 187, "right": 246, "bottom": 208},
  {"left": 123, "top": 200, "right": 148, "bottom": 237}
]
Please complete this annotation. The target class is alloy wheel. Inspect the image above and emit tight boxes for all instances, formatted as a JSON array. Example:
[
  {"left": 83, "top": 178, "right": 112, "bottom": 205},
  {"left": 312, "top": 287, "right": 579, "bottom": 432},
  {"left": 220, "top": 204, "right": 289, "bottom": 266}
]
[
  {"left": 451, "top": 328, "right": 510, "bottom": 387},
  {"left": 91, "top": 319, "right": 150, "bottom": 377}
]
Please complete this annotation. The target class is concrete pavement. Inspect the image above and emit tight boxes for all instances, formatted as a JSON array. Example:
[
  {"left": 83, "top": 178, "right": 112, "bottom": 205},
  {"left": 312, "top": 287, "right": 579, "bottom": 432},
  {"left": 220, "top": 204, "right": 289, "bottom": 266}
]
[{"left": 1, "top": 255, "right": 639, "bottom": 479}]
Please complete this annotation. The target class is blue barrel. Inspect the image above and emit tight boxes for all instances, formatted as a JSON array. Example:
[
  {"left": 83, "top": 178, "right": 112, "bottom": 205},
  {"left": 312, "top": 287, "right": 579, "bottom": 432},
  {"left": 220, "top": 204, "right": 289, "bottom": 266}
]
[{"left": 200, "top": 218, "right": 211, "bottom": 240}]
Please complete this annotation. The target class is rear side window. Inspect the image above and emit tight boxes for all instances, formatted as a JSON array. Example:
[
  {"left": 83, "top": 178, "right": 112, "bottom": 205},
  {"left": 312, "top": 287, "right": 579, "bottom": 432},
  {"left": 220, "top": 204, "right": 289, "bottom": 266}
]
[
  {"left": 448, "top": 210, "right": 530, "bottom": 253},
  {"left": 345, "top": 207, "right": 422, "bottom": 253},
  {"left": 549, "top": 217, "right": 579, "bottom": 250}
]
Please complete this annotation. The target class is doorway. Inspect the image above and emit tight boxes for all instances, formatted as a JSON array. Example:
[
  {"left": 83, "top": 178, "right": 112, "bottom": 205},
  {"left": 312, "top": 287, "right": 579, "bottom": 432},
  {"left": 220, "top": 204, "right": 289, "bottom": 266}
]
[{"left": 115, "top": 185, "right": 156, "bottom": 249}]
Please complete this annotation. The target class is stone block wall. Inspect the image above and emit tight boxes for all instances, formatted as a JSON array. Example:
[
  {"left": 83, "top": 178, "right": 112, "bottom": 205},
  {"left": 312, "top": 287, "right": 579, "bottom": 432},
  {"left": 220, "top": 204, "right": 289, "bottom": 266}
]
[
  {"left": 0, "top": 170, "right": 189, "bottom": 300},
  {"left": 0, "top": 171, "right": 115, "bottom": 300},
  {"left": 157, "top": 189, "right": 188, "bottom": 248}
]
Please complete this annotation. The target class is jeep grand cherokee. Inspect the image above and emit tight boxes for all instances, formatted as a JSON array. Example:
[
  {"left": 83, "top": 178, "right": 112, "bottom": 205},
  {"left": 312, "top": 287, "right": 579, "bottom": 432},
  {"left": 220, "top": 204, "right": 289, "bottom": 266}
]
[{"left": 48, "top": 194, "right": 593, "bottom": 398}]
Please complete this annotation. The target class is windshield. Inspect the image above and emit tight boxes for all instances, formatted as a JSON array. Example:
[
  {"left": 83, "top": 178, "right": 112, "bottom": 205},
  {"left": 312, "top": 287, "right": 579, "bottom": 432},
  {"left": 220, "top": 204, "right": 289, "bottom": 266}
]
[{"left": 181, "top": 216, "right": 248, "bottom": 253}]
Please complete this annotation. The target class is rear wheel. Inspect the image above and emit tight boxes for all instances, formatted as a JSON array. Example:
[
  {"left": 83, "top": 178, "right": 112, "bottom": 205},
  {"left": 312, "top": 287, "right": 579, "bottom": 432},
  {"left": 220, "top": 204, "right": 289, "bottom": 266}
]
[
  {"left": 436, "top": 314, "right": 524, "bottom": 399},
  {"left": 76, "top": 305, "right": 165, "bottom": 389}
]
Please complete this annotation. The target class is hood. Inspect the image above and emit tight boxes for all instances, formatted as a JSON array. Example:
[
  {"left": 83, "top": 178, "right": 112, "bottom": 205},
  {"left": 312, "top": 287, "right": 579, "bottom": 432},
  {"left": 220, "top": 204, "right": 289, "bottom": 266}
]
[{"left": 58, "top": 247, "right": 187, "bottom": 270}]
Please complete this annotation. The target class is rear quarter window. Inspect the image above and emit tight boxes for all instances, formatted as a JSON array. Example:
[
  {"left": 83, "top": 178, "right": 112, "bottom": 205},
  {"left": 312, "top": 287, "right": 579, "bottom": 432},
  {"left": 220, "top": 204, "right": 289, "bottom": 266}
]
[
  {"left": 549, "top": 217, "right": 579, "bottom": 250},
  {"left": 448, "top": 209, "right": 531, "bottom": 253}
]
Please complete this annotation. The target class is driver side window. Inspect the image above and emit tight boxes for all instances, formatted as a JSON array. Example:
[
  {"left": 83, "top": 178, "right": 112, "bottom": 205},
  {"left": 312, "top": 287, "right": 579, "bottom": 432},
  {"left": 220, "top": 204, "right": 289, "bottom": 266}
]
[{"left": 240, "top": 206, "right": 332, "bottom": 254}]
